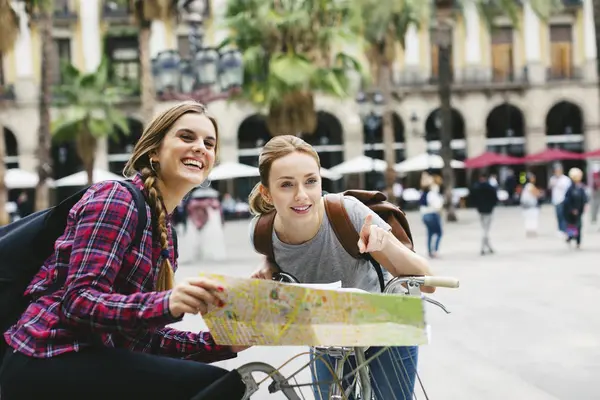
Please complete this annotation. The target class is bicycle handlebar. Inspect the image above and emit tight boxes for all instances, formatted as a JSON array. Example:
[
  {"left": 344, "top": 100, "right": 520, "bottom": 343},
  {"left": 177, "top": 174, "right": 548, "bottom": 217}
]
[{"left": 423, "top": 276, "right": 460, "bottom": 288}]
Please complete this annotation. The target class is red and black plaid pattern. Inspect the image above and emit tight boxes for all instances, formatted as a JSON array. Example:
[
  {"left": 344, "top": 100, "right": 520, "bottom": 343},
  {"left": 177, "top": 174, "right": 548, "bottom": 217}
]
[{"left": 4, "top": 175, "right": 234, "bottom": 363}]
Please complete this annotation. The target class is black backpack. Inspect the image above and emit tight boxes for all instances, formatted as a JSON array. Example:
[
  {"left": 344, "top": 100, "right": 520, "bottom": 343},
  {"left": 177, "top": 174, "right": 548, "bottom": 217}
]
[{"left": 0, "top": 180, "right": 173, "bottom": 359}]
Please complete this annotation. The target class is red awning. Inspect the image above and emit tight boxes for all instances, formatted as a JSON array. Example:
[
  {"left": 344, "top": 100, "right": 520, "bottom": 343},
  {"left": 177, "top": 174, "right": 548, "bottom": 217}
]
[
  {"left": 523, "top": 148, "right": 583, "bottom": 163},
  {"left": 583, "top": 149, "right": 600, "bottom": 158},
  {"left": 464, "top": 151, "right": 523, "bottom": 169}
]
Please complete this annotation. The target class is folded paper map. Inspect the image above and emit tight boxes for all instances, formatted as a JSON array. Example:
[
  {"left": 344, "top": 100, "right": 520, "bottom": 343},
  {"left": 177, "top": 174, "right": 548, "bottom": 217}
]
[{"left": 201, "top": 274, "right": 428, "bottom": 347}]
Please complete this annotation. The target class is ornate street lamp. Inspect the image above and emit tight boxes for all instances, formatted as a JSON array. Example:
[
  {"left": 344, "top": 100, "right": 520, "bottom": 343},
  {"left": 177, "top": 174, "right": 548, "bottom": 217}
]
[
  {"left": 153, "top": 50, "right": 181, "bottom": 93},
  {"left": 218, "top": 50, "right": 244, "bottom": 91},
  {"left": 193, "top": 47, "right": 220, "bottom": 87},
  {"left": 152, "top": 0, "right": 244, "bottom": 102}
]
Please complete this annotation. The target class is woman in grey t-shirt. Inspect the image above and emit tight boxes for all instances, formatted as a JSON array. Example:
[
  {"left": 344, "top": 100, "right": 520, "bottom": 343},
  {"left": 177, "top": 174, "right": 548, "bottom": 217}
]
[{"left": 248, "top": 135, "right": 433, "bottom": 399}]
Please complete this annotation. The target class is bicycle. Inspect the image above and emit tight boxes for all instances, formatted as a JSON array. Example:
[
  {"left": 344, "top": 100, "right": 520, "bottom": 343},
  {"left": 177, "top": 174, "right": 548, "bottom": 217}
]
[{"left": 236, "top": 273, "right": 459, "bottom": 399}]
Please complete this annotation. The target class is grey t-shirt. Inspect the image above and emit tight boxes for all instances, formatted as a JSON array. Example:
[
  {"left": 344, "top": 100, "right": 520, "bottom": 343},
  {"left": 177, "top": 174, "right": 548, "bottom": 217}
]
[{"left": 249, "top": 196, "right": 392, "bottom": 293}]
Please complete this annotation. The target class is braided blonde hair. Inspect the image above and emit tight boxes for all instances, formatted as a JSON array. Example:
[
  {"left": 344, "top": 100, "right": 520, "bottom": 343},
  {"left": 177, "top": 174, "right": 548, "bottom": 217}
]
[{"left": 123, "top": 101, "right": 218, "bottom": 291}]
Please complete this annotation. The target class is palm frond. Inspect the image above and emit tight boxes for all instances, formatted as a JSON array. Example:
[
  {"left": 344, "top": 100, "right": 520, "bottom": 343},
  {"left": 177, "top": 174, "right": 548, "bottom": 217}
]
[{"left": 52, "top": 56, "right": 129, "bottom": 148}]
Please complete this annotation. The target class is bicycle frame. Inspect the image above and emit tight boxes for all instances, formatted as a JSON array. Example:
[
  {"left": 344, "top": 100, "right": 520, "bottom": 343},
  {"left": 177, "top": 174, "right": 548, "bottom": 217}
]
[{"left": 238, "top": 273, "right": 459, "bottom": 400}]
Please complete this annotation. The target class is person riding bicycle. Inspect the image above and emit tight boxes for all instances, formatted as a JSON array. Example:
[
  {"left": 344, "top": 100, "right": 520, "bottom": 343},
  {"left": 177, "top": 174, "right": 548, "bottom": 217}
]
[
  {"left": 248, "top": 135, "right": 433, "bottom": 400},
  {"left": 0, "top": 102, "right": 247, "bottom": 400}
]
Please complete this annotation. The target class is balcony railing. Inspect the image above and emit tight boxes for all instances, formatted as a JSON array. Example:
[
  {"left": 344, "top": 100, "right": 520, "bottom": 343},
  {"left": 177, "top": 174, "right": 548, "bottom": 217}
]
[
  {"left": 395, "top": 67, "right": 529, "bottom": 89},
  {"left": 102, "top": 1, "right": 131, "bottom": 22},
  {"left": 31, "top": 1, "right": 78, "bottom": 23},
  {"left": 53, "top": 4, "right": 78, "bottom": 22},
  {"left": 546, "top": 67, "right": 583, "bottom": 81}
]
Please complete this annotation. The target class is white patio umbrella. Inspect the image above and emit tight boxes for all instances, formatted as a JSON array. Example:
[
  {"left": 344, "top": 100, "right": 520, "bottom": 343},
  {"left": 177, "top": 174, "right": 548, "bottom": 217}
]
[
  {"left": 394, "top": 153, "right": 465, "bottom": 173},
  {"left": 320, "top": 167, "right": 342, "bottom": 181},
  {"left": 5, "top": 168, "right": 39, "bottom": 189},
  {"left": 209, "top": 162, "right": 259, "bottom": 181},
  {"left": 330, "top": 156, "right": 387, "bottom": 175},
  {"left": 53, "top": 168, "right": 124, "bottom": 187}
]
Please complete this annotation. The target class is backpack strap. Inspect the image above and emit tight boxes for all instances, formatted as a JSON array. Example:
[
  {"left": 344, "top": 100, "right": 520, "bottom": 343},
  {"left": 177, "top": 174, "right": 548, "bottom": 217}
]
[
  {"left": 118, "top": 180, "right": 147, "bottom": 248},
  {"left": 323, "top": 194, "right": 361, "bottom": 259},
  {"left": 324, "top": 193, "right": 385, "bottom": 292},
  {"left": 253, "top": 212, "right": 277, "bottom": 262}
]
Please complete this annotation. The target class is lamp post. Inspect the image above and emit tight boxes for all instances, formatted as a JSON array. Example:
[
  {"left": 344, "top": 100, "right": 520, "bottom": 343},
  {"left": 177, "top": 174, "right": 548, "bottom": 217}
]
[
  {"left": 356, "top": 91, "right": 384, "bottom": 189},
  {"left": 152, "top": 0, "right": 244, "bottom": 103},
  {"left": 411, "top": 111, "right": 431, "bottom": 172}
]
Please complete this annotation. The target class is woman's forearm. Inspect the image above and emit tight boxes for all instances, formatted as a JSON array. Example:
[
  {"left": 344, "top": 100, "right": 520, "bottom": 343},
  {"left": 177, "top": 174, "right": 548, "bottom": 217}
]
[{"left": 376, "top": 231, "right": 432, "bottom": 277}]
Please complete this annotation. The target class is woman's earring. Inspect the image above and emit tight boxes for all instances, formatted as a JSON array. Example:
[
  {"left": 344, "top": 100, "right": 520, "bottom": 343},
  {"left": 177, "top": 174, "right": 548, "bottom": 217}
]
[
  {"left": 150, "top": 159, "right": 157, "bottom": 174},
  {"left": 199, "top": 178, "right": 211, "bottom": 189}
]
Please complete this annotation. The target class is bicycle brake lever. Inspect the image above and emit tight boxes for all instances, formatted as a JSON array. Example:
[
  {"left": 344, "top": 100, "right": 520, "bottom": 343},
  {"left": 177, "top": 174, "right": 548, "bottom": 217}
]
[{"left": 423, "top": 296, "right": 451, "bottom": 314}]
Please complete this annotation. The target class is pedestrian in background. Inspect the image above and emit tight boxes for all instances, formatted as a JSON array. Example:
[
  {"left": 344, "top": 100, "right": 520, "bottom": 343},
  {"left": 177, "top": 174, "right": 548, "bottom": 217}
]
[
  {"left": 563, "top": 168, "right": 588, "bottom": 249},
  {"left": 471, "top": 172, "right": 498, "bottom": 255},
  {"left": 420, "top": 174, "right": 444, "bottom": 258},
  {"left": 548, "top": 165, "right": 572, "bottom": 237},
  {"left": 590, "top": 163, "right": 600, "bottom": 226},
  {"left": 520, "top": 173, "right": 541, "bottom": 237}
]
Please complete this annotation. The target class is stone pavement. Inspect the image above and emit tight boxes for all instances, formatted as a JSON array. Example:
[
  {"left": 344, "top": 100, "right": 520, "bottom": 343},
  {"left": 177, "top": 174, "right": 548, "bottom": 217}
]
[{"left": 171, "top": 205, "right": 600, "bottom": 400}]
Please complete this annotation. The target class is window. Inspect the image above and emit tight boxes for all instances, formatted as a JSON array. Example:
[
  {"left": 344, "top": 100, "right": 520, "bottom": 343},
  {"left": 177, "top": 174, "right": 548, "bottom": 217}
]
[
  {"left": 54, "top": 0, "right": 70, "bottom": 13},
  {"left": 549, "top": 25, "right": 573, "bottom": 79},
  {"left": 430, "top": 29, "right": 453, "bottom": 82},
  {"left": 105, "top": 36, "right": 139, "bottom": 85},
  {"left": 51, "top": 38, "right": 71, "bottom": 84},
  {"left": 491, "top": 28, "right": 514, "bottom": 82}
]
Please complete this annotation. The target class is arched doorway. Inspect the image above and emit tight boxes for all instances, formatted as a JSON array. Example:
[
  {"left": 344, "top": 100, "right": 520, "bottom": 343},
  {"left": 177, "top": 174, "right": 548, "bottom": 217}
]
[
  {"left": 300, "top": 111, "right": 344, "bottom": 192},
  {"left": 108, "top": 118, "right": 144, "bottom": 175},
  {"left": 51, "top": 136, "right": 85, "bottom": 202},
  {"left": 362, "top": 112, "right": 404, "bottom": 190},
  {"left": 545, "top": 100, "right": 585, "bottom": 182},
  {"left": 3, "top": 127, "right": 18, "bottom": 169},
  {"left": 485, "top": 103, "right": 526, "bottom": 190},
  {"left": 3, "top": 127, "right": 26, "bottom": 204},
  {"left": 424, "top": 108, "right": 467, "bottom": 187}
]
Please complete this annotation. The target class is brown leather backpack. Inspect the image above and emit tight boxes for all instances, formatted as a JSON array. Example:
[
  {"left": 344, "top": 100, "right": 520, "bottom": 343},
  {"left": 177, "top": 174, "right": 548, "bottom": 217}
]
[{"left": 252, "top": 190, "right": 415, "bottom": 291}]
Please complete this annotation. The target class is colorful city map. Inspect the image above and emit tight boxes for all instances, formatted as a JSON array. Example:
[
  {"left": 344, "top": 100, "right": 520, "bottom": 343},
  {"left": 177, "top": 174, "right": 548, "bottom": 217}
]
[{"left": 201, "top": 274, "right": 428, "bottom": 347}]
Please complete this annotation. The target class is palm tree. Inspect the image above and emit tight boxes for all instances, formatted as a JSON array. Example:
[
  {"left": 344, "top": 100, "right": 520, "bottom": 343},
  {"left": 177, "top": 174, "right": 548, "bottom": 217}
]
[
  {"left": 223, "top": 0, "right": 365, "bottom": 137},
  {"left": 35, "top": 0, "right": 54, "bottom": 211},
  {"left": 0, "top": 0, "right": 55, "bottom": 212},
  {"left": 357, "top": 0, "right": 428, "bottom": 203},
  {"left": 52, "top": 59, "right": 130, "bottom": 185},
  {"left": 126, "top": 0, "right": 178, "bottom": 124}
]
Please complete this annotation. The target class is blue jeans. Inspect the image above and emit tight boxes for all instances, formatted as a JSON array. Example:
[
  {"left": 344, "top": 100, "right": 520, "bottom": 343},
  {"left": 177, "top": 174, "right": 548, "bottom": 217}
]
[
  {"left": 422, "top": 213, "right": 442, "bottom": 255},
  {"left": 310, "top": 346, "right": 418, "bottom": 400},
  {"left": 555, "top": 202, "right": 566, "bottom": 232}
]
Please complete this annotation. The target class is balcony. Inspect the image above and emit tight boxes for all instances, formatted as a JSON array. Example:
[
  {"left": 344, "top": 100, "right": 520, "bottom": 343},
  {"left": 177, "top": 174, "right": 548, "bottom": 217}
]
[
  {"left": 395, "top": 67, "right": 529, "bottom": 92},
  {"left": 53, "top": 1, "right": 78, "bottom": 24},
  {"left": 31, "top": 0, "right": 78, "bottom": 24},
  {"left": 546, "top": 67, "right": 583, "bottom": 82},
  {"left": 102, "top": 1, "right": 131, "bottom": 23}
]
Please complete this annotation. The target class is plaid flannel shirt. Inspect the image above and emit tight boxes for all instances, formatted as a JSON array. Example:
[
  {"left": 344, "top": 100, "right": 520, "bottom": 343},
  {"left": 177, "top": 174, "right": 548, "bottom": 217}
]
[{"left": 4, "top": 175, "right": 235, "bottom": 363}]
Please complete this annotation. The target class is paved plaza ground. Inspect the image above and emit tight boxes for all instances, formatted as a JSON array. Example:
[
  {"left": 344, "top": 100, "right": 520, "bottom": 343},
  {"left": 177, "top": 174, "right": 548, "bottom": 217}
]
[{"left": 171, "top": 205, "right": 600, "bottom": 400}]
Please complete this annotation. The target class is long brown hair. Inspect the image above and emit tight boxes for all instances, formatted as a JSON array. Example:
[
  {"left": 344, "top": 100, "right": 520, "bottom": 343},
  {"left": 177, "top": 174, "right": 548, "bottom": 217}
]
[
  {"left": 123, "top": 101, "right": 218, "bottom": 291},
  {"left": 248, "top": 135, "right": 321, "bottom": 215}
]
